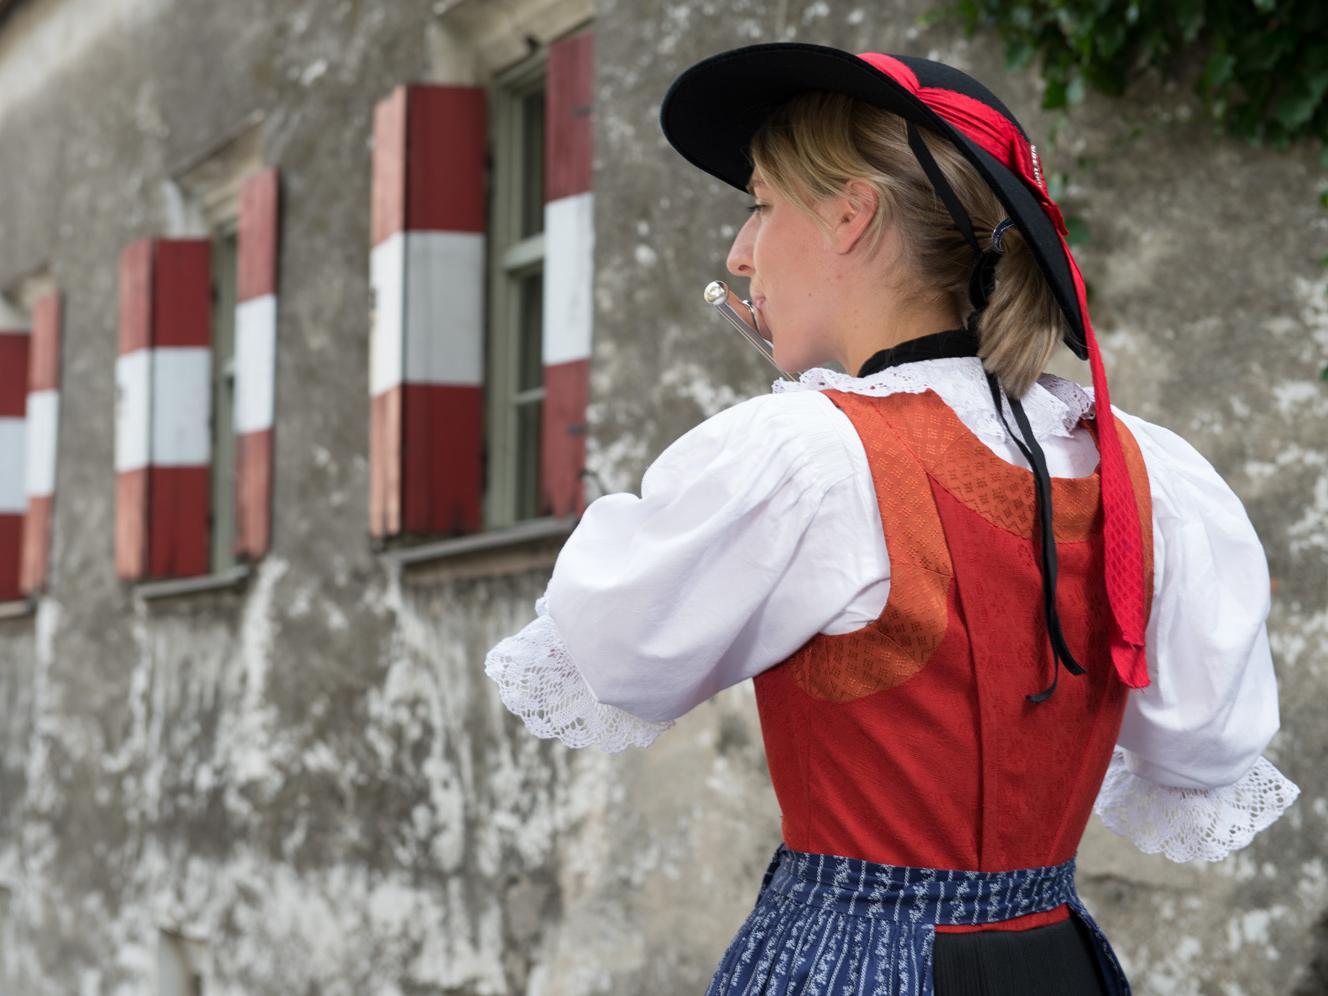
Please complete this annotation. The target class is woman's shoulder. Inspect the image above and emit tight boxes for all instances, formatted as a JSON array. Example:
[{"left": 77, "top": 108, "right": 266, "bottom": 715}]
[
  {"left": 643, "top": 388, "right": 863, "bottom": 494},
  {"left": 1064, "top": 388, "right": 1262, "bottom": 538},
  {"left": 680, "top": 386, "right": 853, "bottom": 449}
]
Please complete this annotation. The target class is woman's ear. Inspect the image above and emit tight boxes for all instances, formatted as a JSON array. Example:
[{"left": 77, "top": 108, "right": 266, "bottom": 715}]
[{"left": 828, "top": 179, "right": 879, "bottom": 255}]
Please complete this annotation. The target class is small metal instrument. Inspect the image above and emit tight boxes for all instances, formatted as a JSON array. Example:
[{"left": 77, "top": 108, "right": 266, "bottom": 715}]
[{"left": 703, "top": 280, "right": 797, "bottom": 381}]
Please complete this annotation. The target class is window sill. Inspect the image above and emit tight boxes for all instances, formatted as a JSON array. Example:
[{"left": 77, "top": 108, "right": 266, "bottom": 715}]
[
  {"left": 133, "top": 564, "right": 252, "bottom": 603},
  {"left": 0, "top": 598, "right": 36, "bottom": 621},
  {"left": 382, "top": 515, "right": 578, "bottom": 583}
]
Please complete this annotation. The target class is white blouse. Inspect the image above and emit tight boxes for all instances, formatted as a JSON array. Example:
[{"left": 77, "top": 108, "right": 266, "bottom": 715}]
[{"left": 484, "top": 357, "right": 1300, "bottom": 862}]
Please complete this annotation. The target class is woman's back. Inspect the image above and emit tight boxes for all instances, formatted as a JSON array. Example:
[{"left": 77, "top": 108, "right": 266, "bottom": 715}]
[{"left": 755, "top": 386, "right": 1142, "bottom": 899}]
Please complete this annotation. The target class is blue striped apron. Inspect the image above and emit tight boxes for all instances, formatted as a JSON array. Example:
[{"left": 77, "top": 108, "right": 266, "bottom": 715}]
[{"left": 706, "top": 844, "right": 1131, "bottom": 996}]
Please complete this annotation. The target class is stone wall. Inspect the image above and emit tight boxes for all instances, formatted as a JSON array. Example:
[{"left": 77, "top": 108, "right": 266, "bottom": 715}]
[{"left": 0, "top": 0, "right": 1321, "bottom": 992}]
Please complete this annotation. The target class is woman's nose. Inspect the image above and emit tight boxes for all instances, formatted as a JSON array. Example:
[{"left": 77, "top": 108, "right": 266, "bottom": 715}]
[{"left": 726, "top": 216, "right": 755, "bottom": 278}]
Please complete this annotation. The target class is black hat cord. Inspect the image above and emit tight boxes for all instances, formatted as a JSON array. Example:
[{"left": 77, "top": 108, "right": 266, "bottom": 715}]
[{"left": 905, "top": 122, "right": 1084, "bottom": 703}]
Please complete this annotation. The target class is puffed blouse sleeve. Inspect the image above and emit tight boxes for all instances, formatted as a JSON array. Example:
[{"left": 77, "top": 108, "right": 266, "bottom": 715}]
[
  {"left": 1092, "top": 408, "right": 1301, "bottom": 861},
  {"left": 483, "top": 391, "right": 882, "bottom": 753}
]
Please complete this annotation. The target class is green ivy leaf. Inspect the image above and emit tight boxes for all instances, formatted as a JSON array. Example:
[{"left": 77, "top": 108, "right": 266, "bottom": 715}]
[
  {"left": 1274, "top": 74, "right": 1328, "bottom": 130},
  {"left": 1199, "top": 51, "right": 1236, "bottom": 93},
  {"left": 1095, "top": 18, "right": 1126, "bottom": 58},
  {"left": 928, "top": 0, "right": 1328, "bottom": 201},
  {"left": 1321, "top": 364, "right": 1328, "bottom": 382},
  {"left": 1246, "top": 27, "right": 1297, "bottom": 73},
  {"left": 1174, "top": 0, "right": 1205, "bottom": 43},
  {"left": 1321, "top": 189, "right": 1328, "bottom": 210},
  {"left": 1010, "top": 5, "right": 1036, "bottom": 31},
  {"left": 1005, "top": 38, "right": 1036, "bottom": 70},
  {"left": 1043, "top": 78, "right": 1069, "bottom": 110}
]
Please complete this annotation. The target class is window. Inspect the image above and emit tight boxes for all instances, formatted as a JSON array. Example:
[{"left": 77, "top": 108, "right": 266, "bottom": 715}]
[
  {"left": 366, "top": 26, "right": 592, "bottom": 552},
  {"left": 487, "top": 60, "right": 547, "bottom": 528},
  {"left": 119, "top": 126, "right": 278, "bottom": 590}
]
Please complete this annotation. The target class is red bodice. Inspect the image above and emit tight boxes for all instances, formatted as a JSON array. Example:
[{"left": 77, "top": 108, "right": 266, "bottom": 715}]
[{"left": 753, "top": 389, "right": 1154, "bottom": 933}]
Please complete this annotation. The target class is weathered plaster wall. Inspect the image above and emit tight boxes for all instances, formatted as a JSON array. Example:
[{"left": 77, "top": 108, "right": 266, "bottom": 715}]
[
  {"left": 0, "top": 0, "right": 1322, "bottom": 993},
  {"left": 0, "top": 0, "right": 592, "bottom": 992}
]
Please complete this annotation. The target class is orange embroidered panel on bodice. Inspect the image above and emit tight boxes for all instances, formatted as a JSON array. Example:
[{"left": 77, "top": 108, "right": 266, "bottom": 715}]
[{"left": 788, "top": 389, "right": 1153, "bottom": 703}]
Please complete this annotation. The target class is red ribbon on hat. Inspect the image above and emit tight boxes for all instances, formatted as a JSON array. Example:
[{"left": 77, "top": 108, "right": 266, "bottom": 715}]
[
  {"left": 860, "top": 52, "right": 1151, "bottom": 689},
  {"left": 1054, "top": 230, "right": 1150, "bottom": 689}
]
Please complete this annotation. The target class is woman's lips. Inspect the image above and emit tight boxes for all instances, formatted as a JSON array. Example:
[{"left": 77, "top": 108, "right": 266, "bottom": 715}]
[{"left": 751, "top": 296, "right": 771, "bottom": 341}]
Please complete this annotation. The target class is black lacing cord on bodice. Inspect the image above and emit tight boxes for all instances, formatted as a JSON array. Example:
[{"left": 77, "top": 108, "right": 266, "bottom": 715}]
[
  {"left": 984, "top": 373, "right": 1086, "bottom": 701},
  {"left": 857, "top": 121, "right": 1086, "bottom": 703}
]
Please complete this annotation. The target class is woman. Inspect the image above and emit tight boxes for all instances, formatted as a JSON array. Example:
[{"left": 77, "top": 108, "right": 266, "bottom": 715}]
[{"left": 484, "top": 43, "right": 1300, "bottom": 994}]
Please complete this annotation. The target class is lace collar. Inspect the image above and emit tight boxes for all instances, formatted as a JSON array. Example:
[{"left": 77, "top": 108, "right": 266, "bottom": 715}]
[{"left": 771, "top": 356, "right": 1096, "bottom": 442}]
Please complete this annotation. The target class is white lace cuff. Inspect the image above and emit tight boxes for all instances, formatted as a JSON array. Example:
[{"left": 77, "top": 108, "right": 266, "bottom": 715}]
[
  {"left": 1092, "top": 747, "right": 1301, "bottom": 862},
  {"left": 484, "top": 595, "right": 675, "bottom": 752}
]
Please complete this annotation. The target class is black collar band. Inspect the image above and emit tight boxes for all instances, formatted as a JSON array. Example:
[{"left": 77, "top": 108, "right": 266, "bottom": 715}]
[{"left": 856, "top": 326, "right": 981, "bottom": 379}]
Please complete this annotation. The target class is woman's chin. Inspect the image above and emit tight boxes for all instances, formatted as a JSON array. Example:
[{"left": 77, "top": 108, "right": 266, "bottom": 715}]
[{"left": 768, "top": 334, "right": 814, "bottom": 374}]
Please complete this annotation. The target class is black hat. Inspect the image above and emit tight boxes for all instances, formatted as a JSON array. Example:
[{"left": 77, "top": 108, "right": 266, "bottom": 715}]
[{"left": 660, "top": 43, "right": 1149, "bottom": 689}]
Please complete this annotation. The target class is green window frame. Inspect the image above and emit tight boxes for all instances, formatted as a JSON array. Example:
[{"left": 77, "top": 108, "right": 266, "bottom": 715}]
[{"left": 485, "top": 54, "right": 547, "bottom": 530}]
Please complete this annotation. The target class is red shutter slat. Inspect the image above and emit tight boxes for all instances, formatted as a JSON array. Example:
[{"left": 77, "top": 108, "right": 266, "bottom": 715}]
[
  {"left": 546, "top": 31, "right": 595, "bottom": 202},
  {"left": 0, "top": 331, "right": 29, "bottom": 601},
  {"left": 369, "top": 84, "right": 487, "bottom": 539},
  {"left": 235, "top": 167, "right": 281, "bottom": 560},
  {"left": 237, "top": 167, "right": 280, "bottom": 302},
  {"left": 115, "top": 241, "right": 152, "bottom": 580},
  {"left": 541, "top": 30, "right": 595, "bottom": 520},
  {"left": 20, "top": 291, "right": 61, "bottom": 594},
  {"left": 116, "top": 239, "right": 212, "bottom": 581}
]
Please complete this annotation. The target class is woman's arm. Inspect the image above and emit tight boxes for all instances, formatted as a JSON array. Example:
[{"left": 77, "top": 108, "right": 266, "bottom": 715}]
[
  {"left": 1092, "top": 409, "right": 1301, "bottom": 861},
  {"left": 483, "top": 390, "right": 886, "bottom": 751}
]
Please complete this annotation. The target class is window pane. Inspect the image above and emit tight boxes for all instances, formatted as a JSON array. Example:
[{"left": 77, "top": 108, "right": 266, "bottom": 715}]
[
  {"left": 521, "top": 88, "right": 545, "bottom": 238},
  {"left": 515, "top": 401, "right": 542, "bottom": 520},
  {"left": 517, "top": 270, "right": 544, "bottom": 393}
]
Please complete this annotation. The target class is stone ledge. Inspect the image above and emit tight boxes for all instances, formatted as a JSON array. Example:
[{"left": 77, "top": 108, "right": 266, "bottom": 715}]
[
  {"left": 382, "top": 515, "right": 578, "bottom": 584},
  {"left": 132, "top": 564, "right": 252, "bottom": 603},
  {"left": 0, "top": 596, "right": 35, "bottom": 620}
]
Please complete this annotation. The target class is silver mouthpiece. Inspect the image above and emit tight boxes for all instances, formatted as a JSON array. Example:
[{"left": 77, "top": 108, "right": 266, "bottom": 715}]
[
  {"left": 702, "top": 279, "right": 796, "bottom": 381},
  {"left": 703, "top": 280, "right": 728, "bottom": 306}
]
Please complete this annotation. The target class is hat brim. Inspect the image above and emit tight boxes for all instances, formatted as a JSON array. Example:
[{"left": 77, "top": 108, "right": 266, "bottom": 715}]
[{"left": 658, "top": 43, "right": 1088, "bottom": 360}]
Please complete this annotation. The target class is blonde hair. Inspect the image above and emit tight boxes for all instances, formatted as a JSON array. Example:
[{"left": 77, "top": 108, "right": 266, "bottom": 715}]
[{"left": 748, "top": 91, "right": 1067, "bottom": 397}]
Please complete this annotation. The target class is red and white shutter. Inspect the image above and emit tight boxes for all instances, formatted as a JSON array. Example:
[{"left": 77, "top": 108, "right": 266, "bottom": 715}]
[
  {"left": 20, "top": 292, "right": 61, "bottom": 594},
  {"left": 542, "top": 30, "right": 595, "bottom": 519},
  {"left": 0, "top": 326, "right": 29, "bottom": 602},
  {"left": 115, "top": 239, "right": 212, "bottom": 581},
  {"left": 369, "top": 84, "right": 487, "bottom": 539},
  {"left": 234, "top": 168, "right": 280, "bottom": 560}
]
